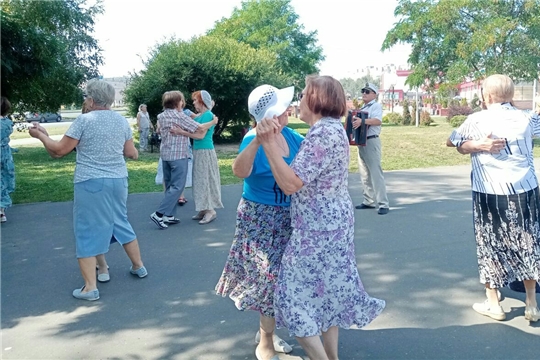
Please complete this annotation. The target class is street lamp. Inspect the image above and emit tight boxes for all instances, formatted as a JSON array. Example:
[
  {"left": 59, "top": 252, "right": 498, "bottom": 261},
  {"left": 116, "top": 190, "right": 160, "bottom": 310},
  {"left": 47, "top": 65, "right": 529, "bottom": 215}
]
[{"left": 390, "top": 85, "right": 395, "bottom": 113}]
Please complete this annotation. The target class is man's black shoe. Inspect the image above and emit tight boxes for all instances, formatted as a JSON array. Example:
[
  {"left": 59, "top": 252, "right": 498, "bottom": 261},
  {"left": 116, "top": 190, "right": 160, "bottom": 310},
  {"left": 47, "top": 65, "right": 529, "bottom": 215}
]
[
  {"left": 355, "top": 204, "right": 376, "bottom": 210},
  {"left": 378, "top": 208, "right": 389, "bottom": 215}
]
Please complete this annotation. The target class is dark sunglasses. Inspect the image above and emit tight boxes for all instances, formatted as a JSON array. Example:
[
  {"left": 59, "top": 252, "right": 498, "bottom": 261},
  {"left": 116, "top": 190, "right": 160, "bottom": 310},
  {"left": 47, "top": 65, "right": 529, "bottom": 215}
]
[
  {"left": 298, "top": 92, "right": 305, "bottom": 100},
  {"left": 361, "top": 89, "right": 373, "bottom": 94}
]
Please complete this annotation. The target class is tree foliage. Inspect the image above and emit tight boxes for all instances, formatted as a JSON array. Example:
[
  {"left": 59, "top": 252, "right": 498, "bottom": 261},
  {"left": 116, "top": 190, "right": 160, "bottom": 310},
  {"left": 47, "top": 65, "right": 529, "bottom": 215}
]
[
  {"left": 340, "top": 76, "right": 381, "bottom": 99},
  {"left": 1, "top": 0, "right": 103, "bottom": 112},
  {"left": 208, "top": 0, "right": 324, "bottom": 88},
  {"left": 123, "top": 36, "right": 290, "bottom": 141},
  {"left": 382, "top": 0, "right": 540, "bottom": 87}
]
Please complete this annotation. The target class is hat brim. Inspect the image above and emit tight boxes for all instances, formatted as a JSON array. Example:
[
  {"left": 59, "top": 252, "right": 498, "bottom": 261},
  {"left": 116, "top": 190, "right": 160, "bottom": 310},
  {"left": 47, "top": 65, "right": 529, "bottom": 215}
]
[{"left": 260, "top": 86, "right": 295, "bottom": 122}]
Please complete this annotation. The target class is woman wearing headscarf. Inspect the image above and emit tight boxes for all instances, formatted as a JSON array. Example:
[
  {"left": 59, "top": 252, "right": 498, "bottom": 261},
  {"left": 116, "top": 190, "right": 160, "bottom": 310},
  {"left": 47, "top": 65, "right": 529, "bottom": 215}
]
[{"left": 447, "top": 74, "right": 539, "bottom": 322}]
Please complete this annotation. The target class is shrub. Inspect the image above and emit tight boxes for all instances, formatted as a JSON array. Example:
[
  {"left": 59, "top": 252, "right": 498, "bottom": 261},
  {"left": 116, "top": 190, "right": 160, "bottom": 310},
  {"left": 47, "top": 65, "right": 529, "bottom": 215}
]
[
  {"left": 411, "top": 100, "right": 418, "bottom": 126},
  {"left": 446, "top": 105, "right": 473, "bottom": 121},
  {"left": 420, "top": 111, "right": 433, "bottom": 126},
  {"left": 460, "top": 98, "right": 468, "bottom": 107},
  {"left": 383, "top": 112, "right": 403, "bottom": 125},
  {"left": 470, "top": 94, "right": 480, "bottom": 108},
  {"left": 449, "top": 115, "right": 467, "bottom": 128},
  {"left": 402, "top": 99, "right": 412, "bottom": 125}
]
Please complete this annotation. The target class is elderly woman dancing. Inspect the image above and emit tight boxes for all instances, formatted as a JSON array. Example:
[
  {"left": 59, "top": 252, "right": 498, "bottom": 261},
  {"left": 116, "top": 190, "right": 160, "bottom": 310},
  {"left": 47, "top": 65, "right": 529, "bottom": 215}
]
[
  {"left": 256, "top": 75, "right": 385, "bottom": 360},
  {"left": 447, "top": 74, "right": 540, "bottom": 322},
  {"left": 29, "top": 79, "right": 147, "bottom": 301},
  {"left": 215, "top": 85, "right": 304, "bottom": 360}
]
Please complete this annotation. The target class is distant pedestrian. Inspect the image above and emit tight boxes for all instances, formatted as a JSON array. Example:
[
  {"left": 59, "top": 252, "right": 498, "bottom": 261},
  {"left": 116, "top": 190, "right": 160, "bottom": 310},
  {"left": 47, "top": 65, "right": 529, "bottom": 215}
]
[
  {"left": 29, "top": 79, "right": 148, "bottom": 301},
  {"left": 447, "top": 74, "right": 539, "bottom": 322},
  {"left": 215, "top": 84, "right": 303, "bottom": 360},
  {"left": 1, "top": 96, "right": 15, "bottom": 223},
  {"left": 137, "top": 104, "right": 153, "bottom": 151},
  {"left": 353, "top": 83, "right": 390, "bottom": 215},
  {"left": 257, "top": 75, "right": 385, "bottom": 360}
]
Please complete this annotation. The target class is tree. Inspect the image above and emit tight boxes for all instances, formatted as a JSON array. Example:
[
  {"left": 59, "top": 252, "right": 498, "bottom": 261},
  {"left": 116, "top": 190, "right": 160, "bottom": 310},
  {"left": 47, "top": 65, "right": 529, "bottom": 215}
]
[
  {"left": 123, "top": 36, "right": 290, "bottom": 141},
  {"left": 402, "top": 99, "right": 412, "bottom": 125},
  {"left": 1, "top": 0, "right": 103, "bottom": 112},
  {"left": 208, "top": 0, "right": 324, "bottom": 88},
  {"left": 340, "top": 76, "right": 381, "bottom": 100},
  {"left": 382, "top": 0, "right": 540, "bottom": 87}
]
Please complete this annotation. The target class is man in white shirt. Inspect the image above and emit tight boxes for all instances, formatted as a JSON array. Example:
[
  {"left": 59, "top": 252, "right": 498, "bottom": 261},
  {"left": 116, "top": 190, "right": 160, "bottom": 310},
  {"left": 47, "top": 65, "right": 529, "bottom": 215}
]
[{"left": 352, "top": 83, "right": 389, "bottom": 215}]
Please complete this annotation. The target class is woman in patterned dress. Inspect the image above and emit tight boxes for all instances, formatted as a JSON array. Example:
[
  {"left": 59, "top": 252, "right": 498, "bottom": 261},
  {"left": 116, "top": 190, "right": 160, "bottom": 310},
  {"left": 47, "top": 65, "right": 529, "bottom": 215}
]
[
  {"left": 256, "top": 75, "right": 385, "bottom": 360},
  {"left": 1, "top": 97, "right": 15, "bottom": 223},
  {"left": 447, "top": 74, "right": 540, "bottom": 322},
  {"left": 215, "top": 85, "right": 303, "bottom": 360}
]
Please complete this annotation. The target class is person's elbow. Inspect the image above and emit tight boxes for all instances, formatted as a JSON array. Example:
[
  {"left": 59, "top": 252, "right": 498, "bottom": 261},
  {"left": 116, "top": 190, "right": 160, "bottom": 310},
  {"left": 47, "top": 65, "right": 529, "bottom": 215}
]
[
  {"left": 125, "top": 149, "right": 138, "bottom": 160},
  {"left": 446, "top": 138, "right": 455, "bottom": 147},
  {"left": 232, "top": 163, "right": 251, "bottom": 179},
  {"left": 281, "top": 178, "right": 303, "bottom": 195}
]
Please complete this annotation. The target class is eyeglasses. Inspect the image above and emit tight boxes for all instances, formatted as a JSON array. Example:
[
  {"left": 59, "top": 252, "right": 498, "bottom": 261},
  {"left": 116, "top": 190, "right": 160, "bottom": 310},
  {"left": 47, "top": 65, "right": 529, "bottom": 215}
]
[
  {"left": 83, "top": 93, "right": 88, "bottom": 99},
  {"left": 298, "top": 92, "right": 305, "bottom": 100},
  {"left": 361, "top": 89, "right": 373, "bottom": 94}
]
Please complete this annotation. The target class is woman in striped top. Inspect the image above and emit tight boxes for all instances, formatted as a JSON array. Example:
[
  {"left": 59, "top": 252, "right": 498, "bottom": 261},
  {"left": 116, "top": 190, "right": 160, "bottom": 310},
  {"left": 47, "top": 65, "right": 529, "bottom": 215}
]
[{"left": 447, "top": 74, "right": 540, "bottom": 323}]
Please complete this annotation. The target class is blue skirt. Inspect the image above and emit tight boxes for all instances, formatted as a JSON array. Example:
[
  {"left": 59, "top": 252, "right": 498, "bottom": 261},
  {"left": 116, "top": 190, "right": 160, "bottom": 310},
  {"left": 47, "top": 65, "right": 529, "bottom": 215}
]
[{"left": 73, "top": 178, "right": 136, "bottom": 258}]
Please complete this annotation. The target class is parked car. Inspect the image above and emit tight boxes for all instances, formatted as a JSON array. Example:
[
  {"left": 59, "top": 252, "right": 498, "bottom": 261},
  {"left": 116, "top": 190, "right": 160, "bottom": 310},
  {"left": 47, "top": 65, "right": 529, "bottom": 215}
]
[{"left": 25, "top": 112, "right": 62, "bottom": 123}]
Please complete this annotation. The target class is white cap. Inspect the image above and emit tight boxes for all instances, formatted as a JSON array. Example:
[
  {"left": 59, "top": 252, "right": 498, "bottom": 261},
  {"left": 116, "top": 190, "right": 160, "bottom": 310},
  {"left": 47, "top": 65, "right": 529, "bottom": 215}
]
[
  {"left": 362, "top": 82, "right": 379, "bottom": 94},
  {"left": 201, "top": 90, "right": 212, "bottom": 109},
  {"left": 248, "top": 85, "right": 294, "bottom": 123}
]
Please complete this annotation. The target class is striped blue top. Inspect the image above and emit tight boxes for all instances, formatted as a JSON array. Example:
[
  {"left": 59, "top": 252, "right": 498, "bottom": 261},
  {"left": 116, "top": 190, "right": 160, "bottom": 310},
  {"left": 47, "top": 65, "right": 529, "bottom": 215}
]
[{"left": 449, "top": 103, "right": 540, "bottom": 195}]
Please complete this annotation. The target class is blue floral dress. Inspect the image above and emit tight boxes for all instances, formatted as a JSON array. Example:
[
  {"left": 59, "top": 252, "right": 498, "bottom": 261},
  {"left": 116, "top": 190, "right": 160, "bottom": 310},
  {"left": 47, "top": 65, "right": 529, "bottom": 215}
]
[
  {"left": 1, "top": 116, "right": 15, "bottom": 208},
  {"left": 274, "top": 117, "right": 385, "bottom": 337}
]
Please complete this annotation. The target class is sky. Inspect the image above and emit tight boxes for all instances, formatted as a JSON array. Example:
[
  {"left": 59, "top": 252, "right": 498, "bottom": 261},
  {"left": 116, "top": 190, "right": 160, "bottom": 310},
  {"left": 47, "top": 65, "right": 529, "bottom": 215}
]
[{"left": 93, "top": 0, "right": 411, "bottom": 80}]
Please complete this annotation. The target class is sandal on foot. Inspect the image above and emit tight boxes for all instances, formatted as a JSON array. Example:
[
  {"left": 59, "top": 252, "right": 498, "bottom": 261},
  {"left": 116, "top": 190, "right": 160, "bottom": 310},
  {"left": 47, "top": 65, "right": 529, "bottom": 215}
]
[
  {"left": 255, "top": 331, "right": 292, "bottom": 353},
  {"left": 177, "top": 197, "right": 188, "bottom": 206}
]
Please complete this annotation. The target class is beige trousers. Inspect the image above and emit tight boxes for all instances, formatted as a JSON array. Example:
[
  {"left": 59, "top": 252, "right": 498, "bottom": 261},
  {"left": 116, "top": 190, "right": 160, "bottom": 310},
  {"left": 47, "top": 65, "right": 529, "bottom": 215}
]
[{"left": 357, "top": 137, "right": 389, "bottom": 208}]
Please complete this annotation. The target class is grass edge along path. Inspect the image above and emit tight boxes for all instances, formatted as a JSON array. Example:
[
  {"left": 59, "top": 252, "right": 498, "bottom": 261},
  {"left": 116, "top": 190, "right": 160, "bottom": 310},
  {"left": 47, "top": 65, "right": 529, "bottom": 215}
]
[{"left": 11, "top": 116, "right": 527, "bottom": 204}]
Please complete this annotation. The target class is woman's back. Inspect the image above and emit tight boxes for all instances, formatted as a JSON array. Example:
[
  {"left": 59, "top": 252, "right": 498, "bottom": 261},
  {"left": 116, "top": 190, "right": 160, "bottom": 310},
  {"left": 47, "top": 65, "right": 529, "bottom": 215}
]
[{"left": 66, "top": 110, "right": 132, "bottom": 183}]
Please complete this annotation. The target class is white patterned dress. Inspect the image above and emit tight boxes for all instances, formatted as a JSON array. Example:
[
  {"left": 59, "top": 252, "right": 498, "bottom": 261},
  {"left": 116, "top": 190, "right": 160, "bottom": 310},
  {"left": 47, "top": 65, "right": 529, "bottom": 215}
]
[{"left": 274, "top": 117, "right": 385, "bottom": 337}]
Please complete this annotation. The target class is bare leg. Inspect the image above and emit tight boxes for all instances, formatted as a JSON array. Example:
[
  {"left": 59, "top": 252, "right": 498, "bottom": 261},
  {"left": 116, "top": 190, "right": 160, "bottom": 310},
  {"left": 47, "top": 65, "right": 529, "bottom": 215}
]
[
  {"left": 96, "top": 254, "right": 109, "bottom": 275},
  {"left": 122, "top": 239, "right": 144, "bottom": 269},
  {"left": 322, "top": 326, "right": 339, "bottom": 360},
  {"left": 523, "top": 280, "right": 538, "bottom": 308},
  {"left": 296, "top": 335, "right": 329, "bottom": 360},
  {"left": 257, "top": 315, "right": 277, "bottom": 359},
  {"left": 485, "top": 283, "right": 500, "bottom": 306},
  {"left": 77, "top": 257, "right": 97, "bottom": 292}
]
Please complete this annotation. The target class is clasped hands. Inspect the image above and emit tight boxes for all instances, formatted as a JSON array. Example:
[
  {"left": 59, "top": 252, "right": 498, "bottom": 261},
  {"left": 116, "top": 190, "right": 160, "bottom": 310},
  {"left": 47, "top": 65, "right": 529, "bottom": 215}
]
[
  {"left": 256, "top": 116, "right": 281, "bottom": 145},
  {"left": 28, "top": 122, "right": 49, "bottom": 139}
]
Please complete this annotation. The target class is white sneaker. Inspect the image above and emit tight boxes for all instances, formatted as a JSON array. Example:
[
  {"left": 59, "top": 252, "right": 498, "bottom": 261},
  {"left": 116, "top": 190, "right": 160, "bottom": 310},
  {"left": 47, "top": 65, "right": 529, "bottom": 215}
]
[
  {"left": 150, "top": 212, "right": 168, "bottom": 229},
  {"left": 0, "top": 213, "right": 6, "bottom": 223},
  {"left": 163, "top": 215, "right": 180, "bottom": 224},
  {"left": 473, "top": 300, "right": 506, "bottom": 321},
  {"left": 255, "top": 331, "right": 292, "bottom": 353}
]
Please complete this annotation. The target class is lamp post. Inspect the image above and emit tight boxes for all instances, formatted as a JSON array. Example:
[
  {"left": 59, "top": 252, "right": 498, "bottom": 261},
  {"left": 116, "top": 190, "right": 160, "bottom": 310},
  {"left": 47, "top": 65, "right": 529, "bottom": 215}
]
[{"left": 390, "top": 85, "right": 395, "bottom": 113}]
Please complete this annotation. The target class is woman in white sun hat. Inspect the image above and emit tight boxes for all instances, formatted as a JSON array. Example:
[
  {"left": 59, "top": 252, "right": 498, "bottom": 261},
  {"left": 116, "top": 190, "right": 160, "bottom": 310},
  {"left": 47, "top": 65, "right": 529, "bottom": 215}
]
[{"left": 215, "top": 84, "right": 304, "bottom": 360}]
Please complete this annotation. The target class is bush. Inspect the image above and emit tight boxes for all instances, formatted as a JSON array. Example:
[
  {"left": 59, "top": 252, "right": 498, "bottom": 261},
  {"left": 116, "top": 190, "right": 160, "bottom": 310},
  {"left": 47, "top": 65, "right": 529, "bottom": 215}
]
[
  {"left": 449, "top": 115, "right": 467, "bottom": 128},
  {"left": 470, "top": 94, "right": 480, "bottom": 108},
  {"left": 402, "top": 99, "right": 412, "bottom": 125},
  {"left": 420, "top": 111, "right": 433, "bottom": 126},
  {"left": 446, "top": 105, "right": 473, "bottom": 121},
  {"left": 460, "top": 98, "right": 468, "bottom": 107},
  {"left": 383, "top": 112, "right": 403, "bottom": 125}
]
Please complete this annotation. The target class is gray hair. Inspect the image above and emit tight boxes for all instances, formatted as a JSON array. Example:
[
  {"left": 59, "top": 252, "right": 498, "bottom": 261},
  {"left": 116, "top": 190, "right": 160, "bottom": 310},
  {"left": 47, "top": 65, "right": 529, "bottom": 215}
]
[
  {"left": 86, "top": 79, "right": 115, "bottom": 107},
  {"left": 482, "top": 74, "right": 514, "bottom": 104},
  {"left": 139, "top": 104, "right": 147, "bottom": 111}
]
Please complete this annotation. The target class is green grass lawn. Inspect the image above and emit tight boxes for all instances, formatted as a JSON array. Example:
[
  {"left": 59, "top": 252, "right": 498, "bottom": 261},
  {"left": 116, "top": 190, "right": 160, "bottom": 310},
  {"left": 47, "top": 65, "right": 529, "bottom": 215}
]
[{"left": 12, "top": 115, "right": 536, "bottom": 204}]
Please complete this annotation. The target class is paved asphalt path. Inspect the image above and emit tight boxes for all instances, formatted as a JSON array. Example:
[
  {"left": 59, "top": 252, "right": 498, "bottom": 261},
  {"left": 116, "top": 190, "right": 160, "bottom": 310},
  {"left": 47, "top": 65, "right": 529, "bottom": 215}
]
[{"left": 1, "top": 163, "right": 539, "bottom": 360}]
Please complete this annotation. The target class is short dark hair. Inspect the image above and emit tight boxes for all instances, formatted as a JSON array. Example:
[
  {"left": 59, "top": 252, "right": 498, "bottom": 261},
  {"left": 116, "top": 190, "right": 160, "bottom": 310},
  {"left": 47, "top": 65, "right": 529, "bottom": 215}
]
[
  {"left": 303, "top": 75, "right": 347, "bottom": 118},
  {"left": 1, "top": 96, "right": 11, "bottom": 117}
]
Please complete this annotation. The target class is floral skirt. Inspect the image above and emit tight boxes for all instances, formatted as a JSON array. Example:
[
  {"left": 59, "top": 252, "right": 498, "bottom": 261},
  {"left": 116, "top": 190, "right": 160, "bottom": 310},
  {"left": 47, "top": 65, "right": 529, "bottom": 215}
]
[
  {"left": 473, "top": 189, "right": 540, "bottom": 288},
  {"left": 0, "top": 144, "right": 15, "bottom": 208},
  {"left": 275, "top": 226, "right": 385, "bottom": 337},
  {"left": 192, "top": 149, "right": 223, "bottom": 211},
  {"left": 215, "top": 199, "right": 292, "bottom": 317}
]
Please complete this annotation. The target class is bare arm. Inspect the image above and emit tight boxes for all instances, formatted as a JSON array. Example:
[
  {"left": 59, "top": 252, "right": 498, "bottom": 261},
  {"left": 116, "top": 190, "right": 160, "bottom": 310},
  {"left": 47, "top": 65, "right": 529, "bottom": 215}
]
[
  {"left": 170, "top": 126, "right": 205, "bottom": 139},
  {"left": 123, "top": 139, "right": 138, "bottom": 159},
  {"left": 136, "top": 113, "right": 141, "bottom": 131},
  {"left": 232, "top": 136, "right": 259, "bottom": 178},
  {"left": 29, "top": 128, "right": 79, "bottom": 158},
  {"left": 447, "top": 134, "right": 506, "bottom": 154},
  {"left": 194, "top": 115, "right": 218, "bottom": 133}
]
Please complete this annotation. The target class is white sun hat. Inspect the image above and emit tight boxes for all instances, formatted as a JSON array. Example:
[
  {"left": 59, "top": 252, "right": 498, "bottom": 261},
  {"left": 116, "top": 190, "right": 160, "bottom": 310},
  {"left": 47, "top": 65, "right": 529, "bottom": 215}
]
[{"left": 248, "top": 85, "right": 295, "bottom": 123}]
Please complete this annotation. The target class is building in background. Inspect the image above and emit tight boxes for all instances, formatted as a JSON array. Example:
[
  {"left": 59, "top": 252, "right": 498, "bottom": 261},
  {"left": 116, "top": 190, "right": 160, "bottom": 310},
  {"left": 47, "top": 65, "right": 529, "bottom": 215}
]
[{"left": 103, "top": 77, "right": 128, "bottom": 107}]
